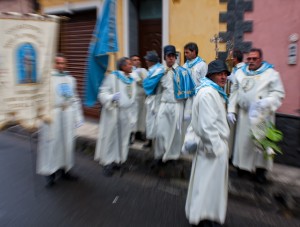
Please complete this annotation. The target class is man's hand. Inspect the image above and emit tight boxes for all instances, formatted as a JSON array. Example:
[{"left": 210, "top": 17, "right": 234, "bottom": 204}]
[
  {"left": 112, "top": 92, "right": 121, "bottom": 102},
  {"left": 227, "top": 112, "right": 236, "bottom": 124},
  {"left": 184, "top": 114, "right": 191, "bottom": 122}
]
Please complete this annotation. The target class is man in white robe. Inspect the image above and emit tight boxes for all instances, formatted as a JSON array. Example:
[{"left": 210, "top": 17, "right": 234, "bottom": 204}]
[
  {"left": 37, "top": 54, "right": 84, "bottom": 187},
  {"left": 94, "top": 57, "right": 136, "bottom": 177},
  {"left": 143, "top": 51, "right": 165, "bottom": 148},
  {"left": 183, "top": 42, "right": 208, "bottom": 87},
  {"left": 185, "top": 60, "right": 230, "bottom": 227},
  {"left": 227, "top": 48, "right": 285, "bottom": 183},
  {"left": 226, "top": 49, "right": 246, "bottom": 160},
  {"left": 155, "top": 45, "right": 195, "bottom": 162},
  {"left": 130, "top": 55, "right": 148, "bottom": 143}
]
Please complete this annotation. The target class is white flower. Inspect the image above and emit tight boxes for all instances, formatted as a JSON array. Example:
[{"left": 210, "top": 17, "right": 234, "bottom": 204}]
[{"left": 266, "top": 147, "right": 275, "bottom": 155}]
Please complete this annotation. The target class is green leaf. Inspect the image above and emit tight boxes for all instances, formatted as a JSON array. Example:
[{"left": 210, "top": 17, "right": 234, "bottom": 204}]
[
  {"left": 266, "top": 125, "right": 283, "bottom": 142},
  {"left": 260, "top": 139, "right": 283, "bottom": 155}
]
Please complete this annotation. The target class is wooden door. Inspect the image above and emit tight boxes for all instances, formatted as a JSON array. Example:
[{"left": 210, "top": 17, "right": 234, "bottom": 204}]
[{"left": 138, "top": 19, "right": 162, "bottom": 68}]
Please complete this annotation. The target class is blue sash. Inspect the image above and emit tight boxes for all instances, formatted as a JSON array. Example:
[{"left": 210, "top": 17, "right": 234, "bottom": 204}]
[
  {"left": 112, "top": 70, "right": 134, "bottom": 84},
  {"left": 196, "top": 77, "right": 228, "bottom": 103},
  {"left": 185, "top": 56, "right": 204, "bottom": 68},
  {"left": 143, "top": 63, "right": 165, "bottom": 95},
  {"left": 242, "top": 61, "right": 274, "bottom": 76},
  {"left": 173, "top": 66, "right": 195, "bottom": 99}
]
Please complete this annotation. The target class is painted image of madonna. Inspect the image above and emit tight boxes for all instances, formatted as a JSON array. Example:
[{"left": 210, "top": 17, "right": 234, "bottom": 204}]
[{"left": 16, "top": 43, "right": 37, "bottom": 84}]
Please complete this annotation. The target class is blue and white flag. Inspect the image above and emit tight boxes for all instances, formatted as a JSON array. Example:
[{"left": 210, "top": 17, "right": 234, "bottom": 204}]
[{"left": 85, "top": 0, "right": 119, "bottom": 107}]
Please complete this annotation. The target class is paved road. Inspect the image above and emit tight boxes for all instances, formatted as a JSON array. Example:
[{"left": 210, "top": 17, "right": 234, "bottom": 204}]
[{"left": 0, "top": 131, "right": 299, "bottom": 227}]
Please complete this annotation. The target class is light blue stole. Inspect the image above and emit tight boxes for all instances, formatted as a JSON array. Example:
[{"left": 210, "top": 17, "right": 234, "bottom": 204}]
[
  {"left": 185, "top": 56, "right": 204, "bottom": 68},
  {"left": 112, "top": 70, "right": 134, "bottom": 84},
  {"left": 242, "top": 61, "right": 274, "bottom": 76},
  {"left": 143, "top": 63, "right": 165, "bottom": 95},
  {"left": 196, "top": 77, "right": 228, "bottom": 103}
]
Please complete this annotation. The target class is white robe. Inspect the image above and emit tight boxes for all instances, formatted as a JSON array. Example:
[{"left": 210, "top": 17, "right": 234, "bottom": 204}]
[
  {"left": 226, "top": 62, "right": 246, "bottom": 158},
  {"left": 155, "top": 64, "right": 189, "bottom": 161},
  {"left": 131, "top": 67, "right": 147, "bottom": 133},
  {"left": 145, "top": 65, "right": 164, "bottom": 139},
  {"left": 228, "top": 67, "right": 285, "bottom": 171},
  {"left": 37, "top": 72, "right": 84, "bottom": 175},
  {"left": 185, "top": 86, "right": 229, "bottom": 225},
  {"left": 94, "top": 72, "right": 136, "bottom": 166},
  {"left": 183, "top": 59, "right": 208, "bottom": 86}
]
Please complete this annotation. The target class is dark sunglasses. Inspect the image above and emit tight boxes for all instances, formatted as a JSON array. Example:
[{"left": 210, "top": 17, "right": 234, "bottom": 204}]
[{"left": 247, "top": 57, "right": 260, "bottom": 61}]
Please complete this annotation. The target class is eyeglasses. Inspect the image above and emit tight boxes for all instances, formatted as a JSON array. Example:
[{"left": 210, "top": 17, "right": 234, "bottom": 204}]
[{"left": 247, "top": 57, "right": 260, "bottom": 61}]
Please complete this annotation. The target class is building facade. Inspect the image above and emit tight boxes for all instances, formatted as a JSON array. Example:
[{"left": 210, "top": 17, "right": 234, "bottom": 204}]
[{"left": 38, "top": 0, "right": 300, "bottom": 166}]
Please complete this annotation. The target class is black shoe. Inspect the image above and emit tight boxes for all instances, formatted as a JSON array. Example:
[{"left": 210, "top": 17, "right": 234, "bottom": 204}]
[
  {"left": 112, "top": 162, "right": 121, "bottom": 170},
  {"left": 103, "top": 165, "right": 114, "bottom": 177},
  {"left": 255, "top": 168, "right": 267, "bottom": 184},
  {"left": 143, "top": 140, "right": 152, "bottom": 148},
  {"left": 135, "top": 131, "right": 146, "bottom": 141},
  {"left": 61, "top": 171, "right": 79, "bottom": 181},
  {"left": 129, "top": 133, "right": 135, "bottom": 145},
  {"left": 199, "top": 220, "right": 221, "bottom": 227},
  {"left": 149, "top": 159, "right": 163, "bottom": 169},
  {"left": 45, "top": 173, "right": 55, "bottom": 187},
  {"left": 135, "top": 131, "right": 142, "bottom": 140}
]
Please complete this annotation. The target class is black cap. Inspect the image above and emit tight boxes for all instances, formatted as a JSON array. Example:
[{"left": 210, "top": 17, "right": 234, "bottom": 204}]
[
  {"left": 206, "top": 59, "right": 229, "bottom": 76},
  {"left": 164, "top": 45, "right": 176, "bottom": 56},
  {"left": 144, "top": 50, "right": 159, "bottom": 63}
]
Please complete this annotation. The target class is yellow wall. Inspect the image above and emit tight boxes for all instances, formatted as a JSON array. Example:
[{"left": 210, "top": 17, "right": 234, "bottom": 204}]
[
  {"left": 39, "top": 0, "right": 227, "bottom": 65},
  {"left": 169, "top": 0, "right": 227, "bottom": 63}
]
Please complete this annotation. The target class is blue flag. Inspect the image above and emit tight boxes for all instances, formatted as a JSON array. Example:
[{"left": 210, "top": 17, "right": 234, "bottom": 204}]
[{"left": 85, "top": 0, "right": 119, "bottom": 107}]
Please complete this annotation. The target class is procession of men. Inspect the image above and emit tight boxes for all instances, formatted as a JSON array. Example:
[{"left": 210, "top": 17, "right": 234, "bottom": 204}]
[{"left": 34, "top": 43, "right": 285, "bottom": 227}]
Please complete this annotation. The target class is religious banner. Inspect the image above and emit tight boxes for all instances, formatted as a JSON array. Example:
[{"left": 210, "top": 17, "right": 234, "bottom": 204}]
[
  {"left": 0, "top": 13, "right": 59, "bottom": 131},
  {"left": 85, "top": 0, "right": 119, "bottom": 107}
]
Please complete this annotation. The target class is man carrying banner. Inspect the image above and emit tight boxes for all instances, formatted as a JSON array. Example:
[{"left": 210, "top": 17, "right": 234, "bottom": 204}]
[
  {"left": 183, "top": 42, "right": 208, "bottom": 87},
  {"left": 130, "top": 54, "right": 148, "bottom": 144},
  {"left": 94, "top": 57, "right": 136, "bottom": 177},
  {"left": 36, "top": 54, "right": 84, "bottom": 187}
]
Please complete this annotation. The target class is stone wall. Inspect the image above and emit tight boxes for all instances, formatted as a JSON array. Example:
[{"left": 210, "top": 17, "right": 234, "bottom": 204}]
[
  {"left": 275, "top": 113, "right": 300, "bottom": 167},
  {"left": 218, "top": 0, "right": 253, "bottom": 60}
]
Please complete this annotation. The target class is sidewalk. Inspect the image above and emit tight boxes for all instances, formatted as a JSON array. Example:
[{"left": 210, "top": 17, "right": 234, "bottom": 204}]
[{"left": 77, "top": 120, "right": 300, "bottom": 216}]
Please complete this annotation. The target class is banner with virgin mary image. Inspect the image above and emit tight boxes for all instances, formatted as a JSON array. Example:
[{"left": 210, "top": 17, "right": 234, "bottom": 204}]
[{"left": 0, "top": 13, "right": 59, "bottom": 131}]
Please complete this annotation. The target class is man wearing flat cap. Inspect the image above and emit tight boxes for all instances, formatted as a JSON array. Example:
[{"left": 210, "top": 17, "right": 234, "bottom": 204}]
[
  {"left": 154, "top": 45, "right": 195, "bottom": 165},
  {"left": 185, "top": 59, "right": 230, "bottom": 227},
  {"left": 143, "top": 51, "right": 165, "bottom": 148}
]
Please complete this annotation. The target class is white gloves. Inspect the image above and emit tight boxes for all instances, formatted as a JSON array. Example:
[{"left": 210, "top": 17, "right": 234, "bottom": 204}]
[
  {"left": 227, "top": 112, "right": 236, "bottom": 124},
  {"left": 184, "top": 141, "right": 198, "bottom": 154},
  {"left": 184, "top": 114, "right": 191, "bottom": 122},
  {"left": 112, "top": 92, "right": 121, "bottom": 102}
]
